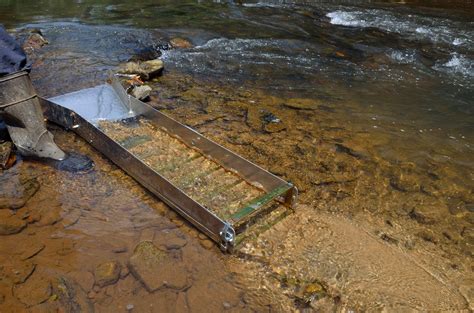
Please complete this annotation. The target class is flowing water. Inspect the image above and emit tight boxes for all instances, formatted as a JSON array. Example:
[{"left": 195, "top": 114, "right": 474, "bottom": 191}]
[{"left": 0, "top": 0, "right": 473, "bottom": 311}]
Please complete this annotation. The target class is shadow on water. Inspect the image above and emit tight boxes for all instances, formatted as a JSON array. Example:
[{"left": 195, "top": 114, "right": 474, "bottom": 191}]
[{"left": 0, "top": 0, "right": 473, "bottom": 311}]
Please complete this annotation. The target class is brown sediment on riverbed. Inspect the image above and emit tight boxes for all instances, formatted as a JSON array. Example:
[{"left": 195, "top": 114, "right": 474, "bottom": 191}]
[{"left": 0, "top": 71, "right": 472, "bottom": 311}]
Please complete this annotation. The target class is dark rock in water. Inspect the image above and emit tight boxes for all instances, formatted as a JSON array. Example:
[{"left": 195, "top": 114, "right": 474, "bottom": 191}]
[
  {"left": 56, "top": 153, "right": 94, "bottom": 173},
  {"left": 409, "top": 208, "right": 436, "bottom": 225},
  {"left": 94, "top": 261, "right": 121, "bottom": 288},
  {"left": 0, "top": 210, "right": 27, "bottom": 235},
  {"left": 128, "top": 43, "right": 170, "bottom": 62},
  {"left": 0, "top": 121, "right": 9, "bottom": 141},
  {"left": 128, "top": 241, "right": 190, "bottom": 292},
  {"left": 118, "top": 59, "right": 164, "bottom": 81}
]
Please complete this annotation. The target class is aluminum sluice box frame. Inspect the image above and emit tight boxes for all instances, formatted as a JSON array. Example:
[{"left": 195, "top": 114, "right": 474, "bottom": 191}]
[{"left": 39, "top": 78, "right": 297, "bottom": 252}]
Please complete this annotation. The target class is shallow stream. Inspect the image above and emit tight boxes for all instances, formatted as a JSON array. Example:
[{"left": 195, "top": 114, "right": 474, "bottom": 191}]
[{"left": 0, "top": 0, "right": 473, "bottom": 311}]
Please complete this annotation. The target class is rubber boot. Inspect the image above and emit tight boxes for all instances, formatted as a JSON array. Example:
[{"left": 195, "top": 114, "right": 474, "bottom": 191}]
[
  {"left": 0, "top": 71, "right": 66, "bottom": 160},
  {"left": 5, "top": 100, "right": 66, "bottom": 160}
]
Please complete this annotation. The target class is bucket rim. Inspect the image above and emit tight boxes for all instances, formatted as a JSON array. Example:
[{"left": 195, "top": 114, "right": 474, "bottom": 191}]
[{"left": 0, "top": 71, "right": 29, "bottom": 83}]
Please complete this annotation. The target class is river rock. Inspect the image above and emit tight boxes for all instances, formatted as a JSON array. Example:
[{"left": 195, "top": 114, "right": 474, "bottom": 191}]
[
  {"left": 22, "top": 31, "right": 49, "bottom": 53},
  {"left": 128, "top": 241, "right": 190, "bottom": 292},
  {"left": 199, "top": 239, "right": 214, "bottom": 250},
  {"left": 0, "top": 210, "right": 27, "bottom": 235},
  {"left": 94, "top": 261, "right": 121, "bottom": 287},
  {"left": 36, "top": 205, "right": 62, "bottom": 226},
  {"left": 153, "top": 230, "right": 187, "bottom": 250},
  {"left": 283, "top": 98, "right": 319, "bottom": 110},
  {"left": 118, "top": 59, "right": 164, "bottom": 80},
  {"left": 131, "top": 85, "right": 152, "bottom": 101},
  {"left": 170, "top": 37, "right": 193, "bottom": 49},
  {"left": 20, "top": 242, "right": 45, "bottom": 260},
  {"left": 67, "top": 271, "right": 94, "bottom": 292},
  {"left": 13, "top": 273, "right": 52, "bottom": 307},
  {"left": 0, "top": 141, "right": 13, "bottom": 169},
  {"left": 0, "top": 258, "right": 36, "bottom": 284},
  {"left": 0, "top": 177, "right": 40, "bottom": 210}
]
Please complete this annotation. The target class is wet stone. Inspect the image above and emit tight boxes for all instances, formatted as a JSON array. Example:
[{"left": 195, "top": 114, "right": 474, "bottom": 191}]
[
  {"left": 36, "top": 206, "right": 62, "bottom": 226},
  {"left": 0, "top": 177, "right": 40, "bottom": 210},
  {"left": 199, "top": 239, "right": 214, "bottom": 250},
  {"left": 170, "top": 37, "right": 193, "bottom": 49},
  {"left": 164, "top": 236, "right": 187, "bottom": 250},
  {"left": 283, "top": 98, "right": 320, "bottom": 110},
  {"left": 0, "top": 258, "right": 36, "bottom": 284},
  {"left": 118, "top": 59, "right": 164, "bottom": 80},
  {"left": 0, "top": 210, "right": 27, "bottom": 235},
  {"left": 20, "top": 242, "right": 45, "bottom": 260},
  {"left": 94, "top": 261, "right": 121, "bottom": 288},
  {"left": 264, "top": 121, "right": 286, "bottom": 133},
  {"left": 53, "top": 277, "right": 94, "bottom": 313},
  {"left": 13, "top": 273, "right": 52, "bottom": 307},
  {"left": 22, "top": 31, "right": 48, "bottom": 52},
  {"left": 131, "top": 85, "right": 152, "bottom": 101},
  {"left": 153, "top": 230, "right": 187, "bottom": 250},
  {"left": 66, "top": 271, "right": 94, "bottom": 294},
  {"left": 128, "top": 241, "right": 190, "bottom": 292}
]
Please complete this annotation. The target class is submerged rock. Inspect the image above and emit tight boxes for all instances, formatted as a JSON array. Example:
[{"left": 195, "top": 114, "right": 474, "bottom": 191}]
[
  {"left": 283, "top": 98, "right": 319, "bottom": 110},
  {"left": 128, "top": 241, "right": 190, "bottom": 292},
  {"left": 199, "top": 238, "right": 214, "bottom": 250},
  {"left": 118, "top": 59, "right": 164, "bottom": 80},
  {"left": 94, "top": 261, "right": 121, "bottom": 288},
  {"left": 53, "top": 277, "right": 94, "bottom": 313},
  {"left": 0, "top": 210, "right": 27, "bottom": 235},
  {"left": 0, "top": 177, "right": 40, "bottom": 210},
  {"left": 13, "top": 272, "right": 52, "bottom": 307},
  {"left": 0, "top": 258, "right": 36, "bottom": 284}
]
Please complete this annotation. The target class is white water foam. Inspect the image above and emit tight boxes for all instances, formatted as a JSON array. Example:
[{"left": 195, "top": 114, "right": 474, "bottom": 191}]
[
  {"left": 326, "top": 9, "right": 473, "bottom": 48},
  {"left": 434, "top": 53, "right": 474, "bottom": 77}
]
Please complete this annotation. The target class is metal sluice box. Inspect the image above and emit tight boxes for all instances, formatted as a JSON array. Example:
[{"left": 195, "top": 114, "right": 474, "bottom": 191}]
[{"left": 39, "top": 78, "right": 297, "bottom": 252}]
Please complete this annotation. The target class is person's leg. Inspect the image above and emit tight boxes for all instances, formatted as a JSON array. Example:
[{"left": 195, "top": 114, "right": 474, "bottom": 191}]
[{"left": 1, "top": 71, "right": 66, "bottom": 160}]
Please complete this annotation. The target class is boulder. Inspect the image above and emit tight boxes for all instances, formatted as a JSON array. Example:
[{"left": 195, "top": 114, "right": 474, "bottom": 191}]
[
  {"left": 94, "top": 261, "right": 121, "bottom": 288},
  {"left": 128, "top": 241, "right": 190, "bottom": 292}
]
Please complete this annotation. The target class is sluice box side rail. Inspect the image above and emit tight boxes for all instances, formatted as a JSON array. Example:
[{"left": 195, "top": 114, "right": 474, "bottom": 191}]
[{"left": 39, "top": 82, "right": 297, "bottom": 252}]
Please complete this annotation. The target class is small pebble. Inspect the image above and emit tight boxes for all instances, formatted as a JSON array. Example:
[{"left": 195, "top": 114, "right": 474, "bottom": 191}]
[{"left": 199, "top": 239, "right": 214, "bottom": 250}]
